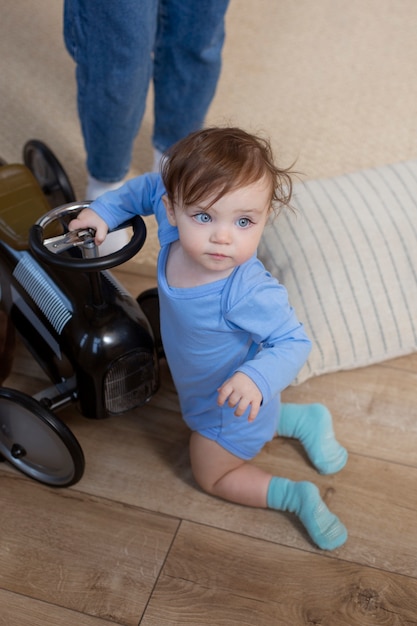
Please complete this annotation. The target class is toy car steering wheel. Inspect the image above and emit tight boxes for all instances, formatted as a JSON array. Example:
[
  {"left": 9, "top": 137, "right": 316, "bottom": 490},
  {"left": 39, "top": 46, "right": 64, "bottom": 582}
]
[{"left": 29, "top": 202, "right": 147, "bottom": 271}]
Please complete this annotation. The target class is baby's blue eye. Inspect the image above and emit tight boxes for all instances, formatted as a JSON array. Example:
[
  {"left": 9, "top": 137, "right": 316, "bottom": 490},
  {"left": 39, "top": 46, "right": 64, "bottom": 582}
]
[
  {"left": 194, "top": 213, "right": 211, "bottom": 223},
  {"left": 237, "top": 217, "right": 251, "bottom": 228}
]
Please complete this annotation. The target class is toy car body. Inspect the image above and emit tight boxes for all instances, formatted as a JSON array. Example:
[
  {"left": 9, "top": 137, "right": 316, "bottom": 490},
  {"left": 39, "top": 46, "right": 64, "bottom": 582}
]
[{"left": 0, "top": 143, "right": 159, "bottom": 486}]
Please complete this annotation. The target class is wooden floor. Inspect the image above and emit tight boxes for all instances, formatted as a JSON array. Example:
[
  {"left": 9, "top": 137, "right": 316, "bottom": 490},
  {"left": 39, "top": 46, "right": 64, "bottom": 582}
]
[{"left": 1, "top": 264, "right": 417, "bottom": 626}]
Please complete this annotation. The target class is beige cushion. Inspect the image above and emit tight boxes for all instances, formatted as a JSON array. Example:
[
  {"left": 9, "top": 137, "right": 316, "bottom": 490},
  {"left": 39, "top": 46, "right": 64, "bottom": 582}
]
[{"left": 258, "top": 160, "right": 417, "bottom": 383}]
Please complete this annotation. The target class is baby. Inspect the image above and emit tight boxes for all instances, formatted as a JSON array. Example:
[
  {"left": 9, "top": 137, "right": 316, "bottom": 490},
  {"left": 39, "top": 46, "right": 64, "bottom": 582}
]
[{"left": 70, "top": 127, "right": 348, "bottom": 550}]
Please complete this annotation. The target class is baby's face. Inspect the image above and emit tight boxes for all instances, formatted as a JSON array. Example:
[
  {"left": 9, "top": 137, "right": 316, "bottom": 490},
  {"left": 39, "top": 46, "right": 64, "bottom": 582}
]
[{"left": 165, "top": 176, "right": 271, "bottom": 282}]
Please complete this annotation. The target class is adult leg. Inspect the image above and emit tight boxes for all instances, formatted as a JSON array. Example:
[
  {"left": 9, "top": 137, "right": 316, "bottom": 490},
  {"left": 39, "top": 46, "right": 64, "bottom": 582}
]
[
  {"left": 64, "top": 0, "right": 158, "bottom": 182},
  {"left": 189, "top": 432, "right": 347, "bottom": 550},
  {"left": 152, "top": 0, "right": 230, "bottom": 153}
]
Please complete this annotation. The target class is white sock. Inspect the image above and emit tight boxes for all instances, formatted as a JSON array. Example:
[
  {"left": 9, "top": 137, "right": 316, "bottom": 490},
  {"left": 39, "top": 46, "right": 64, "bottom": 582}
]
[{"left": 85, "top": 174, "right": 125, "bottom": 201}]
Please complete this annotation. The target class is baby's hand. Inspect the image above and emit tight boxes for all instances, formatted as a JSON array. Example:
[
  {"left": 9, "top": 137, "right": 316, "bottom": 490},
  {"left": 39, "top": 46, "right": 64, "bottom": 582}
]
[
  {"left": 68, "top": 208, "right": 109, "bottom": 245},
  {"left": 217, "top": 372, "right": 262, "bottom": 422}
]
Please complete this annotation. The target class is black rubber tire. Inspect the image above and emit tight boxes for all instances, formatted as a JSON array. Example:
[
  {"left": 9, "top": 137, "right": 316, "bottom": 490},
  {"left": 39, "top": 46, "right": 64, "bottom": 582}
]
[
  {"left": 23, "top": 139, "right": 76, "bottom": 208},
  {"left": 0, "top": 388, "right": 85, "bottom": 487}
]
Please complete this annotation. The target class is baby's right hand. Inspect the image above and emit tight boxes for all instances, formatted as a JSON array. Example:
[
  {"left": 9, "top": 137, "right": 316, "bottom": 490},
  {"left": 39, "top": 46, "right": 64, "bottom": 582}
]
[{"left": 68, "top": 208, "right": 109, "bottom": 245}]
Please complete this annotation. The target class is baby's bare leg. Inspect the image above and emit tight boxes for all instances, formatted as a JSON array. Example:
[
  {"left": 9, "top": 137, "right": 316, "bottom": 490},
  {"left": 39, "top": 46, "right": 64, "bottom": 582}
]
[
  {"left": 189, "top": 431, "right": 272, "bottom": 507},
  {"left": 189, "top": 432, "right": 347, "bottom": 550}
]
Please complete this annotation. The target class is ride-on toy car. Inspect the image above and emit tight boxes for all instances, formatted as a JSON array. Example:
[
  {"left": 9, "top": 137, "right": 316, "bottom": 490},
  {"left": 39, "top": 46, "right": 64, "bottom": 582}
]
[{"left": 0, "top": 141, "right": 160, "bottom": 487}]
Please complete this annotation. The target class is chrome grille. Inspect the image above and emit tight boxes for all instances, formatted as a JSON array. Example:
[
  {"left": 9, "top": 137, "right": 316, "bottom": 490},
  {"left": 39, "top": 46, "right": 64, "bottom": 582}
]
[{"left": 104, "top": 350, "right": 157, "bottom": 414}]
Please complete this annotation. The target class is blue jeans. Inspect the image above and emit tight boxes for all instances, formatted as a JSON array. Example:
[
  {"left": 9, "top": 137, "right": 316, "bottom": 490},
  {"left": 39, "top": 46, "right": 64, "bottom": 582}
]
[{"left": 64, "top": 0, "right": 230, "bottom": 182}]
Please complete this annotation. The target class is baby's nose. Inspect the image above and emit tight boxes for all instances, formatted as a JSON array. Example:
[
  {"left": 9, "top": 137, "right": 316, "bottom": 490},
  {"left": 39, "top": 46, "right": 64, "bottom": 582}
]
[{"left": 211, "top": 226, "right": 231, "bottom": 243}]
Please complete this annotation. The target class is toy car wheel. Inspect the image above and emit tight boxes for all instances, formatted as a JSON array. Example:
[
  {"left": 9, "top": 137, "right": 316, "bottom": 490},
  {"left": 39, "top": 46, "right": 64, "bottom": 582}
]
[
  {"left": 23, "top": 139, "right": 76, "bottom": 209},
  {"left": 0, "top": 388, "right": 85, "bottom": 487}
]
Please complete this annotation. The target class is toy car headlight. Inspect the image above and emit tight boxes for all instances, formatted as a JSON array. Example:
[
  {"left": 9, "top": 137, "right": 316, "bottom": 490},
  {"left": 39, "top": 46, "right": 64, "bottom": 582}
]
[{"left": 104, "top": 350, "right": 158, "bottom": 414}]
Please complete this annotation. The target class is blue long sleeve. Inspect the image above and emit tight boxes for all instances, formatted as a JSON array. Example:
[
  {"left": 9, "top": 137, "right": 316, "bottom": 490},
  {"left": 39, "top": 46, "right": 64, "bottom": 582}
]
[
  {"left": 222, "top": 259, "right": 311, "bottom": 403},
  {"left": 90, "top": 173, "right": 180, "bottom": 246}
]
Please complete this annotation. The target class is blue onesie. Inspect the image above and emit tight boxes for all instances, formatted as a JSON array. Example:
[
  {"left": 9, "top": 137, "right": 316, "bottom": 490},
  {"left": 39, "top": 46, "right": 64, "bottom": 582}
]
[{"left": 92, "top": 173, "right": 312, "bottom": 460}]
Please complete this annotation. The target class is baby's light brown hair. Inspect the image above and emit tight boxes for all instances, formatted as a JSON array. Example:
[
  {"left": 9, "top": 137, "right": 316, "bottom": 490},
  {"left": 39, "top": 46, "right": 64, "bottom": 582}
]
[{"left": 161, "top": 126, "right": 293, "bottom": 212}]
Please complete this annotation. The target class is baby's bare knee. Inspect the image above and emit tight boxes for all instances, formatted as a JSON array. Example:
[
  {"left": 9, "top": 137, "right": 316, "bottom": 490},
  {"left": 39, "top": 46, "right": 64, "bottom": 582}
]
[
  {"left": 189, "top": 431, "right": 240, "bottom": 496},
  {"left": 192, "top": 470, "right": 217, "bottom": 495}
]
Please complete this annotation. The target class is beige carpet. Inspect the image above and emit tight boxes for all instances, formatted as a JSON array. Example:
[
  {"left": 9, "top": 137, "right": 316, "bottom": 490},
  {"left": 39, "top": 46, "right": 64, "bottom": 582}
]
[{"left": 2, "top": 0, "right": 417, "bottom": 267}]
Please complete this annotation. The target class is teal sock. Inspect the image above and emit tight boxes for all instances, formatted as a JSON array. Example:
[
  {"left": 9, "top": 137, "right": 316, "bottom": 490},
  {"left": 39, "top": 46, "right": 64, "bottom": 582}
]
[
  {"left": 277, "top": 403, "right": 348, "bottom": 475},
  {"left": 267, "top": 477, "right": 347, "bottom": 550}
]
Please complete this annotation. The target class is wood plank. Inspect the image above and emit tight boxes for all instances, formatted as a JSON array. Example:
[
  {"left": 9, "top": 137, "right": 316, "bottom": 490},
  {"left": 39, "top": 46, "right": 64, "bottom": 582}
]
[
  {"left": 141, "top": 520, "right": 417, "bottom": 626},
  {"left": 116, "top": 259, "right": 157, "bottom": 280},
  {"left": 0, "top": 475, "right": 179, "bottom": 626},
  {"left": 4, "top": 350, "right": 407, "bottom": 573},
  {"left": 4, "top": 296, "right": 417, "bottom": 575},
  {"left": 379, "top": 352, "right": 417, "bottom": 373},
  {"left": 0, "top": 589, "right": 118, "bottom": 626},
  {"left": 22, "top": 362, "right": 415, "bottom": 575},
  {"left": 254, "top": 447, "right": 417, "bottom": 576},
  {"left": 4, "top": 266, "right": 417, "bottom": 610},
  {"left": 3, "top": 336, "right": 49, "bottom": 390},
  {"left": 282, "top": 359, "right": 417, "bottom": 467},
  {"left": 112, "top": 265, "right": 156, "bottom": 298}
]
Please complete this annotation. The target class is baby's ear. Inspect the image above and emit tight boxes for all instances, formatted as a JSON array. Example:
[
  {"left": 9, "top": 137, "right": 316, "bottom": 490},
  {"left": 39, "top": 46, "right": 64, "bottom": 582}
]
[{"left": 162, "top": 195, "right": 177, "bottom": 226}]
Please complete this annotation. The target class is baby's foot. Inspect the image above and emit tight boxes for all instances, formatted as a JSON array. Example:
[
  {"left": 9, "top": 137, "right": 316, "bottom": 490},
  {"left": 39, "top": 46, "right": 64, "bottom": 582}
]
[
  {"left": 277, "top": 403, "right": 348, "bottom": 474},
  {"left": 267, "top": 477, "right": 347, "bottom": 550}
]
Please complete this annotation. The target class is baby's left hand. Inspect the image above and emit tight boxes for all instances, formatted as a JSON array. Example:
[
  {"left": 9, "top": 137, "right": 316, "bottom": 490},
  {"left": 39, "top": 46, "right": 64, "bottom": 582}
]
[{"left": 217, "top": 372, "right": 262, "bottom": 422}]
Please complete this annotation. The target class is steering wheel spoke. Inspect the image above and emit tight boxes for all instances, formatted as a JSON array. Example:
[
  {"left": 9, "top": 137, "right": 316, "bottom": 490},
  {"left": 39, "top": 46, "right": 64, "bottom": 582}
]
[
  {"left": 29, "top": 202, "right": 146, "bottom": 271},
  {"left": 43, "top": 228, "right": 97, "bottom": 254}
]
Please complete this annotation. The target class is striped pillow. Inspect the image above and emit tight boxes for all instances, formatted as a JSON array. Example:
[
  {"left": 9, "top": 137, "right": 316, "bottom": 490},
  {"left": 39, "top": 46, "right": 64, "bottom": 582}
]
[{"left": 258, "top": 160, "right": 417, "bottom": 384}]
